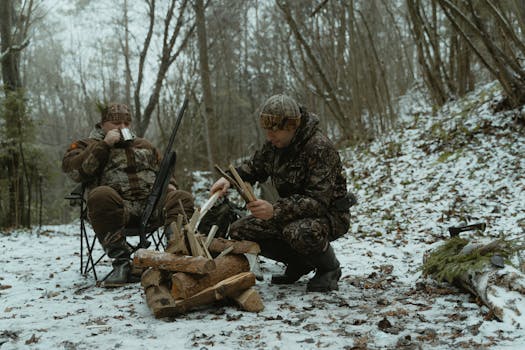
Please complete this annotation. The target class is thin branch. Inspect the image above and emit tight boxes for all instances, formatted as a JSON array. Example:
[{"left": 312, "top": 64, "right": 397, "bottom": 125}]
[{"left": 310, "top": 0, "right": 329, "bottom": 17}]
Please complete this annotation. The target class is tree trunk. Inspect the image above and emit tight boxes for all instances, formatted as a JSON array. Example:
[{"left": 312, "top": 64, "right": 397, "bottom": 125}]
[
  {"left": 132, "top": 0, "right": 194, "bottom": 137},
  {"left": 194, "top": 0, "right": 215, "bottom": 173},
  {"left": 0, "top": 0, "right": 22, "bottom": 91},
  {"left": 277, "top": 0, "right": 351, "bottom": 141}
]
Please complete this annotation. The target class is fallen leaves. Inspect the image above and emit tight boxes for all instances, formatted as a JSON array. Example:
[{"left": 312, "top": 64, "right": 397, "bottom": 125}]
[{"left": 24, "top": 334, "right": 39, "bottom": 345}]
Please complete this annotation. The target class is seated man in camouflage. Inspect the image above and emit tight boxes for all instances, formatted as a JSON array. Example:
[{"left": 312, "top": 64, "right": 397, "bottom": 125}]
[
  {"left": 210, "top": 94, "right": 351, "bottom": 292},
  {"left": 62, "top": 102, "right": 194, "bottom": 287}
]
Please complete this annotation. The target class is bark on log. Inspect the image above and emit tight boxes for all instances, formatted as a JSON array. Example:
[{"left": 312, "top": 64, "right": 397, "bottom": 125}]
[
  {"left": 145, "top": 285, "right": 178, "bottom": 318},
  {"left": 172, "top": 272, "right": 256, "bottom": 314},
  {"left": 454, "top": 264, "right": 525, "bottom": 323},
  {"left": 133, "top": 249, "right": 215, "bottom": 274},
  {"left": 141, "top": 268, "right": 170, "bottom": 288},
  {"left": 165, "top": 220, "right": 190, "bottom": 255},
  {"left": 232, "top": 287, "right": 264, "bottom": 312},
  {"left": 205, "top": 237, "right": 261, "bottom": 255},
  {"left": 171, "top": 254, "right": 250, "bottom": 299}
]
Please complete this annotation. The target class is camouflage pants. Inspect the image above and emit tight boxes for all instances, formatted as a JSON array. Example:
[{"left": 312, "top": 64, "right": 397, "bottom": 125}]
[
  {"left": 86, "top": 185, "right": 194, "bottom": 256},
  {"left": 229, "top": 215, "right": 330, "bottom": 256}
]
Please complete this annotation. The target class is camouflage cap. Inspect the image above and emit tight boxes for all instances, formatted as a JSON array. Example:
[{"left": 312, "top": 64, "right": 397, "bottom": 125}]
[
  {"left": 101, "top": 102, "right": 132, "bottom": 123},
  {"left": 259, "top": 94, "right": 301, "bottom": 131}
]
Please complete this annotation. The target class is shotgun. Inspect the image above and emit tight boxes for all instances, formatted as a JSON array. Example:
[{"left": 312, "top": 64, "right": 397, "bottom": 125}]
[{"left": 138, "top": 98, "right": 188, "bottom": 248}]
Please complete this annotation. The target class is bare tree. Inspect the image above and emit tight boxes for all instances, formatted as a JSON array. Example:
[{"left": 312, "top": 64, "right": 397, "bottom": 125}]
[
  {"left": 407, "top": 0, "right": 450, "bottom": 106},
  {"left": 438, "top": 0, "right": 525, "bottom": 109},
  {"left": 276, "top": 0, "right": 351, "bottom": 140},
  {"left": 129, "top": 0, "right": 195, "bottom": 137}
]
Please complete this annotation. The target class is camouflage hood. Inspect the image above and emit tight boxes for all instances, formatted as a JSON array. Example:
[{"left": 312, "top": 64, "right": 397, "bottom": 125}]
[{"left": 285, "top": 110, "right": 320, "bottom": 153}]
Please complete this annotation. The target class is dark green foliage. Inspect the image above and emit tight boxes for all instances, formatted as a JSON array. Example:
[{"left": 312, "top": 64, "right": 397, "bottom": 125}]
[
  {"left": 0, "top": 89, "right": 46, "bottom": 228},
  {"left": 421, "top": 237, "right": 514, "bottom": 284},
  {"left": 95, "top": 100, "right": 109, "bottom": 119}
]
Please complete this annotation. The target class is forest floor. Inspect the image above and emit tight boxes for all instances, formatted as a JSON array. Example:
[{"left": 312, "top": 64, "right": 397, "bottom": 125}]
[{"left": 1, "top": 82, "right": 524, "bottom": 349}]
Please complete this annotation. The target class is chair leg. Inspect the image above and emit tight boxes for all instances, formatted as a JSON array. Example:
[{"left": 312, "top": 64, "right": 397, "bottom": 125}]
[{"left": 79, "top": 203, "right": 102, "bottom": 281}]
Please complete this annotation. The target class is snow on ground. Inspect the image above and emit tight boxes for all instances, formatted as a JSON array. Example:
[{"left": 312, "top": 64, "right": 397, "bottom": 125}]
[{"left": 1, "top": 82, "right": 525, "bottom": 349}]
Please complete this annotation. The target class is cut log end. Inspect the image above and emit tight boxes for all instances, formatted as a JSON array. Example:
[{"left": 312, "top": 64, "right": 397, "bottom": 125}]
[{"left": 232, "top": 287, "right": 264, "bottom": 312}]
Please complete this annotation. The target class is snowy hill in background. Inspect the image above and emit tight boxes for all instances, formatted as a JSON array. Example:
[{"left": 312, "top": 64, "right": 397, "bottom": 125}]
[{"left": 1, "top": 82, "right": 524, "bottom": 349}]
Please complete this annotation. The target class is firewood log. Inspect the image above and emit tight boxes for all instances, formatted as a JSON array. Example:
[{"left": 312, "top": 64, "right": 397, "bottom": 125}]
[
  {"left": 172, "top": 272, "right": 256, "bottom": 314},
  {"left": 145, "top": 285, "right": 178, "bottom": 319},
  {"left": 171, "top": 254, "right": 250, "bottom": 299},
  {"left": 141, "top": 268, "right": 171, "bottom": 288},
  {"left": 133, "top": 249, "right": 215, "bottom": 275},
  {"left": 232, "top": 287, "right": 264, "bottom": 312},
  {"left": 205, "top": 237, "right": 261, "bottom": 255},
  {"left": 165, "top": 220, "right": 190, "bottom": 255}
]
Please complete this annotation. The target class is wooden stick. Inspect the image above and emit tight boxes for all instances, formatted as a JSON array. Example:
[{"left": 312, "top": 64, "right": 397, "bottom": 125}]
[
  {"left": 196, "top": 192, "right": 220, "bottom": 229},
  {"left": 228, "top": 164, "right": 256, "bottom": 202},
  {"left": 197, "top": 235, "right": 213, "bottom": 259},
  {"left": 187, "top": 209, "right": 200, "bottom": 232},
  {"left": 176, "top": 214, "right": 183, "bottom": 235},
  {"left": 216, "top": 246, "right": 234, "bottom": 258},
  {"left": 244, "top": 182, "right": 257, "bottom": 202},
  {"left": 214, "top": 164, "right": 251, "bottom": 203},
  {"left": 205, "top": 225, "right": 218, "bottom": 248},
  {"left": 185, "top": 224, "right": 205, "bottom": 257},
  {"left": 165, "top": 221, "right": 189, "bottom": 255},
  {"left": 178, "top": 199, "right": 189, "bottom": 224}
]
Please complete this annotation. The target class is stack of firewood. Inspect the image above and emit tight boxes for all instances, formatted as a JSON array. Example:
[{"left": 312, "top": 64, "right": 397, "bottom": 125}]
[{"left": 134, "top": 208, "right": 264, "bottom": 318}]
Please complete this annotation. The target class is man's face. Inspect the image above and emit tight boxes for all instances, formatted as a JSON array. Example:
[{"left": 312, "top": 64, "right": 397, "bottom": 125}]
[
  {"left": 101, "top": 120, "right": 131, "bottom": 134},
  {"left": 264, "top": 128, "right": 296, "bottom": 148}
]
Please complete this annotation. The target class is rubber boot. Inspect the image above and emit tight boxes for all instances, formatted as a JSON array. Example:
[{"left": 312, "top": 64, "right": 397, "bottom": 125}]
[
  {"left": 102, "top": 258, "right": 132, "bottom": 288},
  {"left": 306, "top": 244, "right": 341, "bottom": 292},
  {"left": 258, "top": 239, "right": 313, "bottom": 285},
  {"left": 271, "top": 262, "right": 313, "bottom": 284},
  {"left": 100, "top": 234, "right": 136, "bottom": 288}
]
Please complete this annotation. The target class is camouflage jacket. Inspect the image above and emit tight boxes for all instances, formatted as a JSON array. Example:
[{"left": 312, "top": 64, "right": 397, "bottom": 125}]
[
  {"left": 236, "top": 111, "right": 349, "bottom": 227},
  {"left": 62, "top": 126, "right": 166, "bottom": 202}
]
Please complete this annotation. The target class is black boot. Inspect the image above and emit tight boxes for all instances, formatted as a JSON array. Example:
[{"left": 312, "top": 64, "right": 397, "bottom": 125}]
[
  {"left": 258, "top": 239, "right": 313, "bottom": 285},
  {"left": 102, "top": 259, "right": 132, "bottom": 288},
  {"left": 271, "top": 262, "right": 313, "bottom": 284},
  {"left": 306, "top": 244, "right": 341, "bottom": 292}
]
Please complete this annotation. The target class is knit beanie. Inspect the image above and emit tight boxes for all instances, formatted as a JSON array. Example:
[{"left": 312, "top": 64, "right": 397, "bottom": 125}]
[
  {"left": 259, "top": 94, "right": 301, "bottom": 131},
  {"left": 101, "top": 102, "right": 132, "bottom": 123}
]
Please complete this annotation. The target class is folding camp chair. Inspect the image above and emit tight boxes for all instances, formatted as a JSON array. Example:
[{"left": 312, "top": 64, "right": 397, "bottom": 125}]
[{"left": 65, "top": 184, "right": 166, "bottom": 282}]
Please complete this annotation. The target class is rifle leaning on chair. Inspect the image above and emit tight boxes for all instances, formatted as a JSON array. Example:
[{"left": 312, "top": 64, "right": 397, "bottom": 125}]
[{"left": 138, "top": 98, "right": 188, "bottom": 248}]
